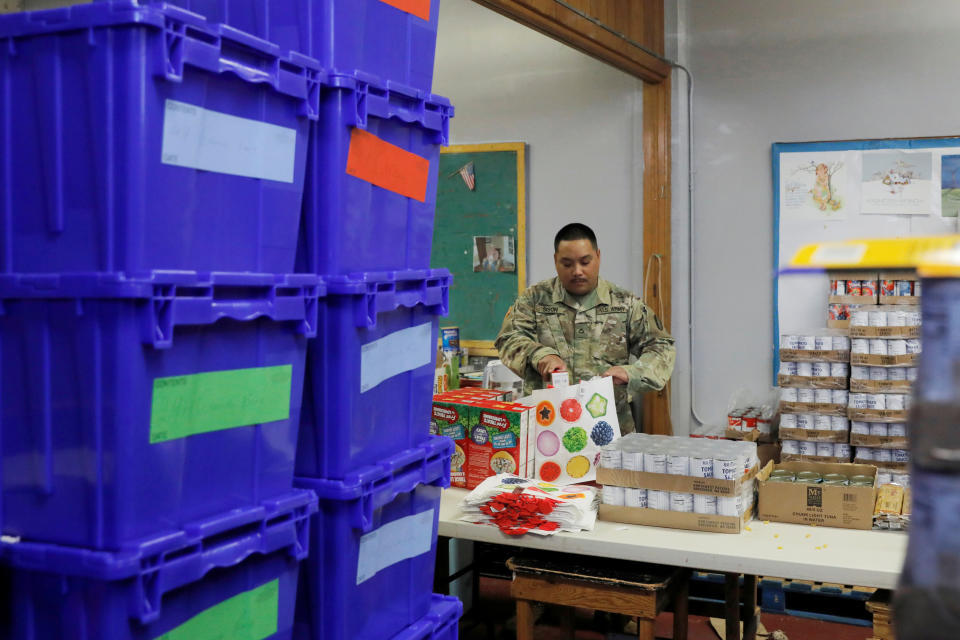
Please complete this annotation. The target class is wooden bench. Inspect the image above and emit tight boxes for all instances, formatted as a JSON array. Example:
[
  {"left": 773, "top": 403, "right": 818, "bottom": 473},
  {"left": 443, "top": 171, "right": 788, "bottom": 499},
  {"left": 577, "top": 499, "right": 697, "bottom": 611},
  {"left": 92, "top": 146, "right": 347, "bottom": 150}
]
[{"left": 507, "top": 552, "right": 690, "bottom": 640}]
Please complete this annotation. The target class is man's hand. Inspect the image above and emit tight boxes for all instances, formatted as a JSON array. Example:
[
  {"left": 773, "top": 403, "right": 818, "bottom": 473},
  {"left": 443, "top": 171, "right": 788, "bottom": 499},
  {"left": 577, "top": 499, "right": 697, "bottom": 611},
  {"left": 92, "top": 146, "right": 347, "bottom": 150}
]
[
  {"left": 537, "top": 355, "right": 567, "bottom": 381},
  {"left": 602, "top": 365, "right": 630, "bottom": 385}
]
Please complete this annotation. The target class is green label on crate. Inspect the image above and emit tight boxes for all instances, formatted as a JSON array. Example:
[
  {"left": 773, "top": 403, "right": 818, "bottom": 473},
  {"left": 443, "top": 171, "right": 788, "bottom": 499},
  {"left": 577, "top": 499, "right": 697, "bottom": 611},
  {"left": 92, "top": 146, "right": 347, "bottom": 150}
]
[
  {"left": 150, "top": 366, "right": 292, "bottom": 443},
  {"left": 153, "top": 579, "right": 279, "bottom": 640}
]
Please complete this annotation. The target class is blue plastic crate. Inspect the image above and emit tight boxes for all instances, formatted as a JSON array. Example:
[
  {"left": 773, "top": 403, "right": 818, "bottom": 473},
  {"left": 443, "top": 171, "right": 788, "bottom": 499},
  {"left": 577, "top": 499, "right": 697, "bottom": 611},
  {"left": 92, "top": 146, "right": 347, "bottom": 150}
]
[
  {"left": 125, "top": 0, "right": 440, "bottom": 93},
  {"left": 0, "top": 271, "right": 321, "bottom": 550},
  {"left": 392, "top": 594, "right": 464, "bottom": 640},
  {"left": 295, "top": 72, "right": 453, "bottom": 275},
  {"left": 0, "top": 489, "right": 316, "bottom": 640},
  {"left": 0, "top": 1, "right": 321, "bottom": 274},
  {"left": 295, "top": 269, "right": 450, "bottom": 478},
  {"left": 293, "top": 436, "right": 453, "bottom": 640}
]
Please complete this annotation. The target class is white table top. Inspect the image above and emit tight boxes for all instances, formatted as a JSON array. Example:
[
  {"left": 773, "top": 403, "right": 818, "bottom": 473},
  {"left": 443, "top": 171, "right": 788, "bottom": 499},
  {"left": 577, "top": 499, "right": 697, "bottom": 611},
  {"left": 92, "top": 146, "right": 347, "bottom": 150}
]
[{"left": 438, "top": 488, "right": 907, "bottom": 589}]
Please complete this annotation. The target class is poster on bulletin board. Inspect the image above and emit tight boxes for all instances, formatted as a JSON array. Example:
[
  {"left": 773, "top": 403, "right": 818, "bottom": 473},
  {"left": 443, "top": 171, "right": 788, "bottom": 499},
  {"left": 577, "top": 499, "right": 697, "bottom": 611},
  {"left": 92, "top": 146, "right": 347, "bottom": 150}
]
[
  {"left": 773, "top": 136, "right": 960, "bottom": 380},
  {"left": 432, "top": 143, "right": 526, "bottom": 356}
]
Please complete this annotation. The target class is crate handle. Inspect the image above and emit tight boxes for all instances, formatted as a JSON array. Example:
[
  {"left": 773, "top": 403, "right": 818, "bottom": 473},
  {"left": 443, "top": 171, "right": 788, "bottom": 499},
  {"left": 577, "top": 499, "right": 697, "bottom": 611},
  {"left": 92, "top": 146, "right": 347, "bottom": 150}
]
[
  {"left": 130, "top": 501, "right": 313, "bottom": 624},
  {"left": 354, "top": 279, "right": 451, "bottom": 328},
  {"left": 143, "top": 282, "right": 318, "bottom": 348}
]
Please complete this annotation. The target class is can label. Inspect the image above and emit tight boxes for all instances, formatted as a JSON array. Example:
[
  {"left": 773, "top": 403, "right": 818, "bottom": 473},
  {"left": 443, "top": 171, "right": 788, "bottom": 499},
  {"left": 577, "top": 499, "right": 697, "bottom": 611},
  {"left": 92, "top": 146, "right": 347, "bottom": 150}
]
[
  {"left": 690, "top": 456, "right": 714, "bottom": 478},
  {"left": 834, "top": 443, "right": 851, "bottom": 458},
  {"left": 797, "top": 388, "right": 814, "bottom": 403},
  {"left": 869, "top": 339, "right": 889, "bottom": 355},
  {"left": 694, "top": 494, "right": 717, "bottom": 514},
  {"left": 816, "top": 442, "right": 835, "bottom": 457},
  {"left": 727, "top": 414, "right": 743, "bottom": 428},
  {"left": 846, "top": 280, "right": 862, "bottom": 296},
  {"left": 796, "top": 414, "right": 815, "bottom": 429},
  {"left": 716, "top": 496, "right": 739, "bottom": 516},
  {"left": 831, "top": 416, "right": 849, "bottom": 431},
  {"left": 712, "top": 457, "right": 740, "bottom": 480},
  {"left": 814, "top": 389, "right": 833, "bottom": 404},
  {"left": 814, "top": 336, "right": 833, "bottom": 350},
  {"left": 833, "top": 336, "right": 851, "bottom": 351},
  {"left": 832, "top": 389, "right": 849, "bottom": 404},
  {"left": 914, "top": 281, "right": 922, "bottom": 296},
  {"left": 643, "top": 452, "right": 667, "bottom": 474},
  {"left": 798, "top": 441, "right": 816, "bottom": 456},
  {"left": 797, "top": 336, "right": 816, "bottom": 350},
  {"left": 624, "top": 487, "right": 647, "bottom": 508},
  {"left": 440, "top": 327, "right": 460, "bottom": 352},
  {"left": 602, "top": 485, "right": 625, "bottom": 506},
  {"left": 830, "top": 363, "right": 849, "bottom": 377},
  {"left": 667, "top": 455, "right": 690, "bottom": 475},
  {"left": 870, "top": 423, "right": 889, "bottom": 436},
  {"left": 889, "top": 424, "right": 907, "bottom": 437},
  {"left": 870, "top": 367, "right": 889, "bottom": 381},
  {"left": 780, "top": 414, "right": 798, "bottom": 429},
  {"left": 815, "top": 415, "right": 833, "bottom": 430},
  {"left": 895, "top": 280, "right": 914, "bottom": 296},
  {"left": 906, "top": 339, "right": 922, "bottom": 354},
  {"left": 893, "top": 449, "right": 910, "bottom": 462},
  {"left": 861, "top": 280, "right": 877, "bottom": 296},
  {"left": 780, "top": 362, "right": 798, "bottom": 375},
  {"left": 812, "top": 362, "right": 831, "bottom": 377},
  {"left": 600, "top": 448, "right": 623, "bottom": 469},
  {"left": 851, "top": 311, "right": 870, "bottom": 327},
  {"left": 796, "top": 362, "right": 814, "bottom": 376},
  {"left": 741, "top": 414, "right": 758, "bottom": 430},
  {"left": 670, "top": 492, "right": 694, "bottom": 512},
  {"left": 867, "top": 394, "right": 887, "bottom": 410},
  {"left": 886, "top": 395, "right": 905, "bottom": 410},
  {"left": 881, "top": 280, "right": 896, "bottom": 295},
  {"left": 648, "top": 490, "right": 670, "bottom": 510},
  {"left": 851, "top": 421, "right": 870, "bottom": 434}
]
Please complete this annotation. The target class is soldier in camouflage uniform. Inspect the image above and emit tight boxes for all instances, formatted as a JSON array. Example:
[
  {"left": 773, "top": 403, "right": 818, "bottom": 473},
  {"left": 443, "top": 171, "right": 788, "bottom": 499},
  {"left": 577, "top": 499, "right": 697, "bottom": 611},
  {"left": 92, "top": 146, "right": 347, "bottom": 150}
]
[{"left": 495, "top": 223, "right": 675, "bottom": 434}]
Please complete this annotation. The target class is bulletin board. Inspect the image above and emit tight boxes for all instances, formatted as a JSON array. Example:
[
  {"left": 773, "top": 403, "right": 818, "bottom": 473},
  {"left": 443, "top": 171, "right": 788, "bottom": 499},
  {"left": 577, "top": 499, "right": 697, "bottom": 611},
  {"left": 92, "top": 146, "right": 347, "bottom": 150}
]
[
  {"left": 773, "top": 136, "right": 960, "bottom": 381},
  {"left": 431, "top": 143, "right": 526, "bottom": 356}
]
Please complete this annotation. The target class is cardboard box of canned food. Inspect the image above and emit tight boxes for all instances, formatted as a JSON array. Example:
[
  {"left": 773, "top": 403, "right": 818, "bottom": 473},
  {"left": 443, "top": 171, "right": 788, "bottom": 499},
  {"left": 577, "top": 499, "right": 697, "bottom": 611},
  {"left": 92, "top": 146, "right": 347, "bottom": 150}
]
[
  {"left": 781, "top": 452, "right": 849, "bottom": 464},
  {"left": 596, "top": 464, "right": 758, "bottom": 534},
  {"left": 758, "top": 461, "right": 878, "bottom": 530},
  {"left": 877, "top": 271, "right": 921, "bottom": 305},
  {"left": 780, "top": 427, "right": 848, "bottom": 443},
  {"left": 849, "top": 379, "right": 912, "bottom": 393},
  {"left": 850, "top": 433, "right": 909, "bottom": 449},
  {"left": 849, "top": 325, "right": 921, "bottom": 339},
  {"left": 828, "top": 271, "right": 880, "bottom": 304},
  {"left": 777, "top": 374, "right": 848, "bottom": 390}
]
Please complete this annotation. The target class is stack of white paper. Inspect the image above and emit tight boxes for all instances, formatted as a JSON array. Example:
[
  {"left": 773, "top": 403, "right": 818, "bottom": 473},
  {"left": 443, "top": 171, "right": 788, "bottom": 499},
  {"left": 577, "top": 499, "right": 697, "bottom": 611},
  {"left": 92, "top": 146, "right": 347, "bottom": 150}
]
[{"left": 458, "top": 474, "right": 599, "bottom": 536}]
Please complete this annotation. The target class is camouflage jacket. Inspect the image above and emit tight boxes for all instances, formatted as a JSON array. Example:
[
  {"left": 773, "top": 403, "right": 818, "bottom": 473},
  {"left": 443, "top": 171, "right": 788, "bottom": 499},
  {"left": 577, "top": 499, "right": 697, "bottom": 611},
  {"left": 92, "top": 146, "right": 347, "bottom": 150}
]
[{"left": 495, "top": 277, "right": 675, "bottom": 434}]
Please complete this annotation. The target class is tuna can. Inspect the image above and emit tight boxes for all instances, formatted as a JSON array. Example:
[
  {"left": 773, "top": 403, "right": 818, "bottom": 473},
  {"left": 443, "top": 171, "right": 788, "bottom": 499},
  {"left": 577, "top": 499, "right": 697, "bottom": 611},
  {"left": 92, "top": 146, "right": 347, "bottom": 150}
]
[
  {"left": 624, "top": 488, "right": 647, "bottom": 508},
  {"left": 602, "top": 485, "right": 625, "bottom": 506},
  {"left": 814, "top": 389, "right": 833, "bottom": 404},
  {"left": 796, "top": 362, "right": 814, "bottom": 376},
  {"left": 869, "top": 310, "right": 888, "bottom": 327},
  {"left": 797, "top": 388, "right": 815, "bottom": 403},
  {"left": 830, "top": 362, "right": 849, "bottom": 377},
  {"left": 781, "top": 440, "right": 800, "bottom": 455},
  {"left": 889, "top": 423, "right": 907, "bottom": 437},
  {"left": 886, "top": 394, "right": 905, "bottom": 411},
  {"left": 832, "top": 389, "right": 849, "bottom": 405},
  {"left": 797, "top": 336, "right": 817, "bottom": 350},
  {"left": 667, "top": 454, "right": 690, "bottom": 476},
  {"left": 643, "top": 451, "right": 667, "bottom": 474},
  {"left": 781, "top": 387, "right": 799, "bottom": 403},
  {"left": 796, "top": 414, "right": 815, "bottom": 430},
  {"left": 888, "top": 367, "right": 907, "bottom": 381},
  {"left": 906, "top": 339, "right": 922, "bottom": 354},
  {"left": 852, "top": 339, "right": 870, "bottom": 354},
  {"left": 870, "top": 367, "right": 889, "bottom": 381},
  {"left": 647, "top": 490, "right": 670, "bottom": 511},
  {"left": 851, "top": 310, "right": 870, "bottom": 326},
  {"left": 887, "top": 309, "right": 907, "bottom": 327},
  {"left": 893, "top": 449, "right": 910, "bottom": 463},
  {"left": 816, "top": 442, "right": 835, "bottom": 457},
  {"left": 831, "top": 416, "right": 849, "bottom": 431},
  {"left": 867, "top": 394, "right": 887, "bottom": 410},
  {"left": 888, "top": 339, "right": 908, "bottom": 356},
  {"left": 814, "top": 415, "right": 833, "bottom": 431},
  {"left": 814, "top": 335, "right": 833, "bottom": 350},
  {"left": 855, "top": 447, "right": 873, "bottom": 461},
  {"left": 833, "top": 336, "right": 851, "bottom": 351},
  {"left": 693, "top": 494, "right": 717, "bottom": 514},
  {"left": 780, "top": 334, "right": 801, "bottom": 349},
  {"left": 851, "top": 365, "right": 870, "bottom": 379},
  {"left": 834, "top": 442, "right": 851, "bottom": 458},
  {"left": 846, "top": 280, "right": 863, "bottom": 296},
  {"left": 880, "top": 280, "right": 896, "bottom": 296},
  {"left": 780, "top": 361, "right": 798, "bottom": 376},
  {"left": 870, "top": 423, "right": 889, "bottom": 436},
  {"left": 869, "top": 339, "right": 889, "bottom": 355},
  {"left": 851, "top": 421, "right": 870, "bottom": 434},
  {"left": 812, "top": 362, "right": 831, "bottom": 377},
  {"left": 780, "top": 413, "right": 798, "bottom": 429},
  {"left": 896, "top": 280, "right": 914, "bottom": 296},
  {"left": 875, "top": 448, "right": 893, "bottom": 463},
  {"left": 862, "top": 280, "right": 878, "bottom": 297},
  {"left": 798, "top": 441, "right": 816, "bottom": 456},
  {"left": 670, "top": 492, "right": 694, "bottom": 512}
]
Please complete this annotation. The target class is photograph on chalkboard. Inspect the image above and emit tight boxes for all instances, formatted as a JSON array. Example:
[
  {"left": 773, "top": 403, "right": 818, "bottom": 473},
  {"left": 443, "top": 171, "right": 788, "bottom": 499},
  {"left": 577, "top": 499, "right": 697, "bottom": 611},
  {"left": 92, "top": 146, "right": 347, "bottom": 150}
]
[{"left": 473, "top": 235, "right": 516, "bottom": 273}]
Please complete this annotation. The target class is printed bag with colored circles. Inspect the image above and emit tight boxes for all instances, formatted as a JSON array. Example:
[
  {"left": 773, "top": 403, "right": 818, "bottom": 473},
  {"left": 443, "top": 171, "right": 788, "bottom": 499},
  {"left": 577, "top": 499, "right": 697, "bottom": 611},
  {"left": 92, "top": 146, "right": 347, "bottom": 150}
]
[{"left": 524, "top": 376, "right": 621, "bottom": 485}]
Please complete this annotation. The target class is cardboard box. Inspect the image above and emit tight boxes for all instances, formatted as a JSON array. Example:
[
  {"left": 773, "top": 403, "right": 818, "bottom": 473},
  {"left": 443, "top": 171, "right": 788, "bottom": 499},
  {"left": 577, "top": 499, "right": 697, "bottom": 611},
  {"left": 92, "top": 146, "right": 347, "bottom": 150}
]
[
  {"left": 725, "top": 428, "right": 773, "bottom": 443},
  {"left": 878, "top": 271, "right": 921, "bottom": 305},
  {"left": 781, "top": 453, "right": 849, "bottom": 464},
  {"left": 596, "top": 465, "right": 758, "bottom": 498},
  {"left": 780, "top": 427, "right": 847, "bottom": 443},
  {"left": 779, "top": 349, "right": 850, "bottom": 363},
  {"left": 870, "top": 460, "right": 910, "bottom": 472},
  {"left": 777, "top": 374, "right": 848, "bottom": 390},
  {"left": 431, "top": 397, "right": 473, "bottom": 488},
  {"left": 849, "top": 378, "right": 912, "bottom": 393},
  {"left": 757, "top": 461, "right": 877, "bottom": 530},
  {"left": 847, "top": 408, "right": 908, "bottom": 422},
  {"left": 780, "top": 401, "right": 847, "bottom": 416},
  {"left": 849, "top": 326, "right": 921, "bottom": 339},
  {"left": 598, "top": 503, "right": 753, "bottom": 534},
  {"left": 850, "top": 353, "right": 918, "bottom": 367},
  {"left": 829, "top": 271, "right": 879, "bottom": 305},
  {"left": 849, "top": 433, "right": 908, "bottom": 448}
]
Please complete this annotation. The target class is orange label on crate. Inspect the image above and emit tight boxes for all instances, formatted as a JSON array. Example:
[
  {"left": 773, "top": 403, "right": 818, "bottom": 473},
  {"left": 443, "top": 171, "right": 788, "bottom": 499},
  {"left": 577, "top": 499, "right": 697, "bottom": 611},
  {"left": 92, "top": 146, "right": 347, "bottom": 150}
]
[
  {"left": 378, "top": 0, "right": 431, "bottom": 21},
  {"left": 346, "top": 129, "right": 430, "bottom": 202}
]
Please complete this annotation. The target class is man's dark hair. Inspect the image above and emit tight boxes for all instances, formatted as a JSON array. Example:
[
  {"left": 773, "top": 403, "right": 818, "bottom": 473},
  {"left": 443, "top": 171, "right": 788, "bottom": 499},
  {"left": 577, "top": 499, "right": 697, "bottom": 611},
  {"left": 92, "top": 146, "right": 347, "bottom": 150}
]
[{"left": 554, "top": 223, "right": 598, "bottom": 252}]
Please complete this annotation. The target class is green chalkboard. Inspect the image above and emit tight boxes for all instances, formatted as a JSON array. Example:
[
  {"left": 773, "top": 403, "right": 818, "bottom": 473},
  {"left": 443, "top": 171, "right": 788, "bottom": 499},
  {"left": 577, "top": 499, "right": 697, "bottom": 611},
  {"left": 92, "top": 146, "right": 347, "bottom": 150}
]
[{"left": 431, "top": 143, "right": 526, "bottom": 355}]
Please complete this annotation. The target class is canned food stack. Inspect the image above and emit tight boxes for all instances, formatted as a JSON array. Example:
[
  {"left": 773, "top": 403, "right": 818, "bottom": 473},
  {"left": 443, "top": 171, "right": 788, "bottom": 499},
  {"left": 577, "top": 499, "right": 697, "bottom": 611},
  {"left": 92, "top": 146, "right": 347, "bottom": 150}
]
[
  {"left": 598, "top": 434, "right": 759, "bottom": 518},
  {"left": 827, "top": 271, "right": 880, "bottom": 328},
  {"left": 778, "top": 332, "right": 853, "bottom": 462},
  {"left": 726, "top": 404, "right": 776, "bottom": 440},
  {"left": 846, "top": 304, "right": 919, "bottom": 489}
]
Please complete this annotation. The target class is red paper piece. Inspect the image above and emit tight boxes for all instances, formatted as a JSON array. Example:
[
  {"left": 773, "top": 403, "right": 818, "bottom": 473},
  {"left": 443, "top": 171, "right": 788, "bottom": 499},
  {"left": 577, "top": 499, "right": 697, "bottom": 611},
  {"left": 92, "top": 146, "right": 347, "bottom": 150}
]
[
  {"left": 378, "top": 0, "right": 431, "bottom": 21},
  {"left": 345, "top": 129, "right": 430, "bottom": 202}
]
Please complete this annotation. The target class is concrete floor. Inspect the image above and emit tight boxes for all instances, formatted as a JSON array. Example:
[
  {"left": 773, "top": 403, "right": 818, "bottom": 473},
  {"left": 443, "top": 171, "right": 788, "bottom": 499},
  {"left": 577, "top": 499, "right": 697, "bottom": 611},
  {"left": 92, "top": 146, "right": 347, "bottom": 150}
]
[{"left": 460, "top": 576, "right": 874, "bottom": 640}]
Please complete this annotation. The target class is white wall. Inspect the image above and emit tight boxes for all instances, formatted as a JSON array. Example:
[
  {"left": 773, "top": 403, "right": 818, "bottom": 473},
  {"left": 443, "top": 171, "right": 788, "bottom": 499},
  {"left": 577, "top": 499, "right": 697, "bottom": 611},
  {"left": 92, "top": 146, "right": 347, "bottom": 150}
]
[
  {"left": 433, "top": 0, "right": 645, "bottom": 293},
  {"left": 670, "top": 0, "right": 960, "bottom": 432}
]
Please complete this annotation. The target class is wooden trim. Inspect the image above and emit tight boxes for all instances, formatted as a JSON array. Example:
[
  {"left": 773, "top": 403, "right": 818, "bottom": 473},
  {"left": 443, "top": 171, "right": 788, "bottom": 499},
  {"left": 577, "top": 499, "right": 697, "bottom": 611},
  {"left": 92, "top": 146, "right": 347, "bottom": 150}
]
[
  {"left": 471, "top": 0, "right": 670, "bottom": 83},
  {"left": 460, "top": 339, "right": 499, "bottom": 357},
  {"left": 511, "top": 574, "right": 659, "bottom": 618},
  {"left": 641, "top": 75, "right": 673, "bottom": 435}
]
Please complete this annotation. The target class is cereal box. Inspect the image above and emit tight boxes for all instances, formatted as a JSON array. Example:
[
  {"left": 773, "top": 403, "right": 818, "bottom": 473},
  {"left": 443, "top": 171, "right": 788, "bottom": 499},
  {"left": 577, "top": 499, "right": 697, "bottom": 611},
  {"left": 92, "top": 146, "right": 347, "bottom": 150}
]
[
  {"left": 430, "top": 396, "right": 473, "bottom": 488},
  {"left": 466, "top": 400, "right": 534, "bottom": 489}
]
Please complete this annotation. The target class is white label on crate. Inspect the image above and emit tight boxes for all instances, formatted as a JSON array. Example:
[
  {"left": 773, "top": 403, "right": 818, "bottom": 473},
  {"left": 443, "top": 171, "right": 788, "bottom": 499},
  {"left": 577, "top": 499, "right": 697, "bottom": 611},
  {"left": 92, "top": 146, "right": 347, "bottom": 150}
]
[
  {"left": 356, "top": 508, "right": 436, "bottom": 585},
  {"left": 360, "top": 322, "right": 433, "bottom": 392},
  {"left": 161, "top": 100, "right": 297, "bottom": 183}
]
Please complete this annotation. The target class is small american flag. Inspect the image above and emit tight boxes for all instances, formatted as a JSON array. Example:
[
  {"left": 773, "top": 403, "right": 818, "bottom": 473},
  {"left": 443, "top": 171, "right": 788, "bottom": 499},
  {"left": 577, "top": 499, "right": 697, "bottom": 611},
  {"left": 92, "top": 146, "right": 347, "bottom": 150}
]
[{"left": 457, "top": 162, "right": 475, "bottom": 191}]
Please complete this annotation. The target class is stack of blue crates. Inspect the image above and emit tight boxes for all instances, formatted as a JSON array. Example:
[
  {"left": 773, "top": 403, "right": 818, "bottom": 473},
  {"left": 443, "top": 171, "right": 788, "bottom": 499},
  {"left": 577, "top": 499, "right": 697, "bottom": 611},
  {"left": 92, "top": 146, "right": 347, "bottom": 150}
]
[{"left": 0, "top": 2, "right": 327, "bottom": 638}]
